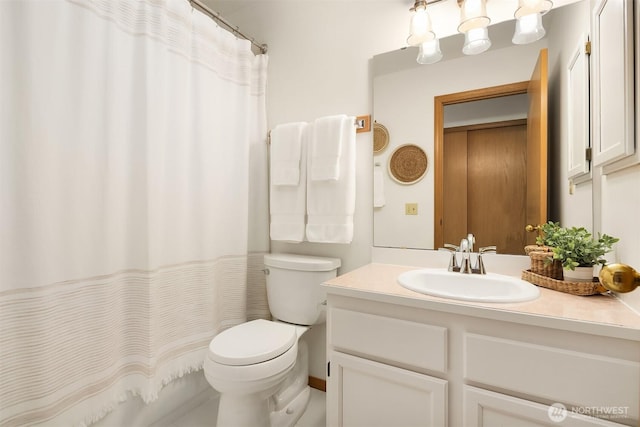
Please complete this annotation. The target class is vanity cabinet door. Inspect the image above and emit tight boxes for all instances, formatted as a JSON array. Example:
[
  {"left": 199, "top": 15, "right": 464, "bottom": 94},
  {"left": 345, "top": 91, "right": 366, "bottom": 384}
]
[
  {"left": 464, "top": 386, "right": 625, "bottom": 427},
  {"left": 591, "top": 0, "right": 635, "bottom": 167},
  {"left": 327, "top": 351, "right": 447, "bottom": 427}
]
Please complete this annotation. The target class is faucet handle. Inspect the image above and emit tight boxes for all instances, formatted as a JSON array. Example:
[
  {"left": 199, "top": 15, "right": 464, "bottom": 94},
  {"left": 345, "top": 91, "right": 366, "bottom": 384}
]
[
  {"left": 475, "top": 246, "right": 496, "bottom": 274},
  {"left": 479, "top": 246, "right": 497, "bottom": 254},
  {"left": 439, "top": 245, "right": 459, "bottom": 271}
]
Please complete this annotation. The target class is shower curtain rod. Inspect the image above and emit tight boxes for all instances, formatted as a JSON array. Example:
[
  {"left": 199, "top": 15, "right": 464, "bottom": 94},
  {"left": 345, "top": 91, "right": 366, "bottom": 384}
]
[{"left": 189, "top": 0, "right": 268, "bottom": 54}]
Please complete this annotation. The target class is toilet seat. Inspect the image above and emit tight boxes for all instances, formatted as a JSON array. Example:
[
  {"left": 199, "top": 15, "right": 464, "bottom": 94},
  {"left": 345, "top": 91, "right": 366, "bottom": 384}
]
[{"left": 209, "top": 319, "right": 297, "bottom": 366}]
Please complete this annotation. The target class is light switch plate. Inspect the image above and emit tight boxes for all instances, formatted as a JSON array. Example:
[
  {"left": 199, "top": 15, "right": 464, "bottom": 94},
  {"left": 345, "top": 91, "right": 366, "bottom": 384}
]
[{"left": 405, "top": 203, "right": 418, "bottom": 215}]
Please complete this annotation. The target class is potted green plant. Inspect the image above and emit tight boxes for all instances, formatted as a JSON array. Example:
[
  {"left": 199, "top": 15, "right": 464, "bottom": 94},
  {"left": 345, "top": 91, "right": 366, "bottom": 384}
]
[
  {"left": 548, "top": 226, "right": 619, "bottom": 282},
  {"left": 535, "top": 221, "right": 562, "bottom": 247}
]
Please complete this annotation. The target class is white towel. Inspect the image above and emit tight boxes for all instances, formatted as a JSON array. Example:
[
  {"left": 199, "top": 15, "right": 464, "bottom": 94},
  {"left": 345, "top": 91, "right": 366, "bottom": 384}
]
[
  {"left": 270, "top": 123, "right": 309, "bottom": 242},
  {"left": 270, "top": 123, "right": 305, "bottom": 185},
  {"left": 309, "top": 115, "right": 349, "bottom": 181},
  {"left": 306, "top": 116, "right": 356, "bottom": 243},
  {"left": 373, "top": 164, "right": 385, "bottom": 208}
]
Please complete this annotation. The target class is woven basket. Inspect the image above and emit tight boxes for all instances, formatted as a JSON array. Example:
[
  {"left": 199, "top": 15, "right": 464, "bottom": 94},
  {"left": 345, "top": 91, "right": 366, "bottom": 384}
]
[
  {"left": 388, "top": 144, "right": 428, "bottom": 184},
  {"left": 528, "top": 249, "right": 563, "bottom": 280},
  {"left": 522, "top": 270, "right": 607, "bottom": 296},
  {"left": 373, "top": 122, "right": 389, "bottom": 154},
  {"left": 524, "top": 244, "right": 551, "bottom": 255}
]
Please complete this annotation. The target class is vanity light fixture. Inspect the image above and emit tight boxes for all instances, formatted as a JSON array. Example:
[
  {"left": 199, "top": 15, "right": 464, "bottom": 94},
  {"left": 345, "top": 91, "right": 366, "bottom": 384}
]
[
  {"left": 512, "top": 0, "right": 552, "bottom": 44},
  {"left": 409, "top": 0, "right": 553, "bottom": 64},
  {"left": 407, "top": 0, "right": 436, "bottom": 46}
]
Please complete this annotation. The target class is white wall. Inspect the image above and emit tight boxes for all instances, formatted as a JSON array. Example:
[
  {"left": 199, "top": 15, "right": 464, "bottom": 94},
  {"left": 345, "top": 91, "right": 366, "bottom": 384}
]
[
  {"left": 600, "top": 164, "right": 640, "bottom": 310},
  {"left": 595, "top": 0, "right": 640, "bottom": 311},
  {"left": 209, "top": 1, "right": 414, "bottom": 276}
]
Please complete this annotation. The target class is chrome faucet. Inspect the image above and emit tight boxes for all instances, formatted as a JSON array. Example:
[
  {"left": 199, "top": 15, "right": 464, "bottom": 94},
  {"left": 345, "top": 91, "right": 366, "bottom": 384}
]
[{"left": 439, "top": 233, "right": 496, "bottom": 275}]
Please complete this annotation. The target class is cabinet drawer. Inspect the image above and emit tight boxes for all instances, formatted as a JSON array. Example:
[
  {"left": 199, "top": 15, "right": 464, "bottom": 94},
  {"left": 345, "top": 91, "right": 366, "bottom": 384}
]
[
  {"left": 464, "top": 333, "right": 640, "bottom": 422},
  {"left": 330, "top": 308, "right": 447, "bottom": 373}
]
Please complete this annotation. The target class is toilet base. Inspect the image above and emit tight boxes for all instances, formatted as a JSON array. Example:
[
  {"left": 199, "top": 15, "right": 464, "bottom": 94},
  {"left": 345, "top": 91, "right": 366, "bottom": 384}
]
[
  {"left": 212, "top": 339, "right": 311, "bottom": 427},
  {"left": 215, "top": 384, "right": 311, "bottom": 427},
  {"left": 217, "top": 391, "right": 273, "bottom": 427},
  {"left": 270, "top": 386, "right": 310, "bottom": 427}
]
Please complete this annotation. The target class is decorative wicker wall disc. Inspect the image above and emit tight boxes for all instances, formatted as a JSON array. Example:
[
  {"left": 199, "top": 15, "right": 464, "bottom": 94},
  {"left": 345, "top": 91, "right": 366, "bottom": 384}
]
[
  {"left": 373, "top": 123, "right": 389, "bottom": 154},
  {"left": 389, "top": 144, "right": 428, "bottom": 184}
]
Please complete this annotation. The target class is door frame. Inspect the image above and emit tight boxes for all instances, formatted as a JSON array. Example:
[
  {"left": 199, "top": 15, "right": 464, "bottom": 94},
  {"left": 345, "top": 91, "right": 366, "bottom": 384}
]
[{"left": 434, "top": 81, "right": 529, "bottom": 249}]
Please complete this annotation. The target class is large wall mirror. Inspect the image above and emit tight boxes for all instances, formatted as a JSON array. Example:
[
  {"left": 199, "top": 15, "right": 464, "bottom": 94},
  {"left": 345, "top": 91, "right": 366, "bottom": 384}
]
[{"left": 372, "top": 0, "right": 591, "bottom": 255}]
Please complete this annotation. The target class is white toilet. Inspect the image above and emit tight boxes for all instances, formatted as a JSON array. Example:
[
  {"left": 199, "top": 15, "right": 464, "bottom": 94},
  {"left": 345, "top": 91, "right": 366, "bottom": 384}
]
[{"left": 204, "top": 253, "right": 341, "bottom": 427}]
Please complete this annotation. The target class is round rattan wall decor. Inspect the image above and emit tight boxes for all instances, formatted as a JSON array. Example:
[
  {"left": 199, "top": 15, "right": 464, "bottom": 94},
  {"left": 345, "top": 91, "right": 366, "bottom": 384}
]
[
  {"left": 388, "top": 144, "right": 428, "bottom": 184},
  {"left": 373, "top": 122, "right": 389, "bottom": 154}
]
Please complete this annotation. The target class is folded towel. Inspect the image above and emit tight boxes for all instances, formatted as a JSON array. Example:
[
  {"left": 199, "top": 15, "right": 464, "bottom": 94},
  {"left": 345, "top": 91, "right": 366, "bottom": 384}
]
[
  {"left": 373, "top": 164, "right": 385, "bottom": 208},
  {"left": 270, "top": 122, "right": 306, "bottom": 186},
  {"left": 309, "top": 115, "right": 349, "bottom": 181},
  {"left": 270, "top": 124, "right": 309, "bottom": 242},
  {"left": 306, "top": 116, "right": 356, "bottom": 243}
]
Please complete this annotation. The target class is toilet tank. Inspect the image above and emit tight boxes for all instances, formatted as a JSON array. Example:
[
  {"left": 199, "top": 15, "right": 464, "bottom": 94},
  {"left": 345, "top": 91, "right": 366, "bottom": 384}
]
[{"left": 264, "top": 253, "right": 341, "bottom": 326}]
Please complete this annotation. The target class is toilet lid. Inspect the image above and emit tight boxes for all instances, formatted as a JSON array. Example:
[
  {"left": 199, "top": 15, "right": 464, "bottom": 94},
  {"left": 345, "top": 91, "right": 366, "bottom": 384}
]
[{"left": 208, "top": 319, "right": 297, "bottom": 366}]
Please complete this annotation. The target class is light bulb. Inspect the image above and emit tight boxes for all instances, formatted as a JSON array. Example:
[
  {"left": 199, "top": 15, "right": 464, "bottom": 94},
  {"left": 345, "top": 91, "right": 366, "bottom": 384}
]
[
  {"left": 462, "top": 28, "right": 491, "bottom": 55},
  {"left": 407, "top": 6, "right": 435, "bottom": 46},
  {"left": 417, "top": 39, "right": 443, "bottom": 65},
  {"left": 513, "top": 13, "right": 546, "bottom": 44},
  {"left": 463, "top": 27, "right": 491, "bottom": 55}
]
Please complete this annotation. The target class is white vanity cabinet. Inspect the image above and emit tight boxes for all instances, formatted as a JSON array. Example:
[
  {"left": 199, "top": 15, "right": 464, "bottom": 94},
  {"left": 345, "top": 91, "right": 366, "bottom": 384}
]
[
  {"left": 326, "top": 293, "right": 640, "bottom": 427},
  {"left": 326, "top": 307, "right": 448, "bottom": 426}
]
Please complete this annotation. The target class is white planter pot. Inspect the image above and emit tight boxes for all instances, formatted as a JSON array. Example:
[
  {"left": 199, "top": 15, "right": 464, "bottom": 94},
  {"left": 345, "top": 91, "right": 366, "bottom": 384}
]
[{"left": 563, "top": 266, "right": 594, "bottom": 282}]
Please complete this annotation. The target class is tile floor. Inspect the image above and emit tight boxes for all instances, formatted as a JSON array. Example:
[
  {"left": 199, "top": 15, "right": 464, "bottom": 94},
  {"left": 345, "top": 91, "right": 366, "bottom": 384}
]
[{"left": 155, "top": 388, "right": 326, "bottom": 427}]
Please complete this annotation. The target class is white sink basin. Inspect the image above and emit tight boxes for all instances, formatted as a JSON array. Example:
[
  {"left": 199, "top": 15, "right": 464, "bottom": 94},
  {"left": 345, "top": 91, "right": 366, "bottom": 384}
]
[{"left": 397, "top": 268, "right": 540, "bottom": 303}]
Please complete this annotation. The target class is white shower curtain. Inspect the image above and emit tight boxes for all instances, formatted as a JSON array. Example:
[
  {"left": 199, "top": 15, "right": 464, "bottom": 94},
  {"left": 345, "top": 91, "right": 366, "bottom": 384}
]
[{"left": 0, "top": 0, "right": 268, "bottom": 425}]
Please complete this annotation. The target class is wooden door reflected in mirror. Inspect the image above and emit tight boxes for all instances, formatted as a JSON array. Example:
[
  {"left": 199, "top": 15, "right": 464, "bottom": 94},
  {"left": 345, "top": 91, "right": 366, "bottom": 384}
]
[
  {"left": 434, "top": 49, "right": 548, "bottom": 255},
  {"left": 443, "top": 120, "right": 527, "bottom": 254}
]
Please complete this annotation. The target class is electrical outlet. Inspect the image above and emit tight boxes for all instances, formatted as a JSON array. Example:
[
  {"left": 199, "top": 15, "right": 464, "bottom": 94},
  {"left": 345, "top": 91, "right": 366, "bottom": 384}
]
[{"left": 405, "top": 203, "right": 418, "bottom": 215}]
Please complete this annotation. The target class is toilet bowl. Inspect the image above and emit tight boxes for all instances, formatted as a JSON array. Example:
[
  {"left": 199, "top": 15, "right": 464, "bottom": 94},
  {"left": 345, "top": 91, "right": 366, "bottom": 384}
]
[
  {"left": 204, "top": 319, "right": 305, "bottom": 427},
  {"left": 204, "top": 253, "right": 341, "bottom": 427}
]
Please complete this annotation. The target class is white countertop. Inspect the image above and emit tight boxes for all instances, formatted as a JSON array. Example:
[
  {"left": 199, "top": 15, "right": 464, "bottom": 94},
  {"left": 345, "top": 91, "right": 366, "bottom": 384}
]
[{"left": 323, "top": 263, "right": 640, "bottom": 341}]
